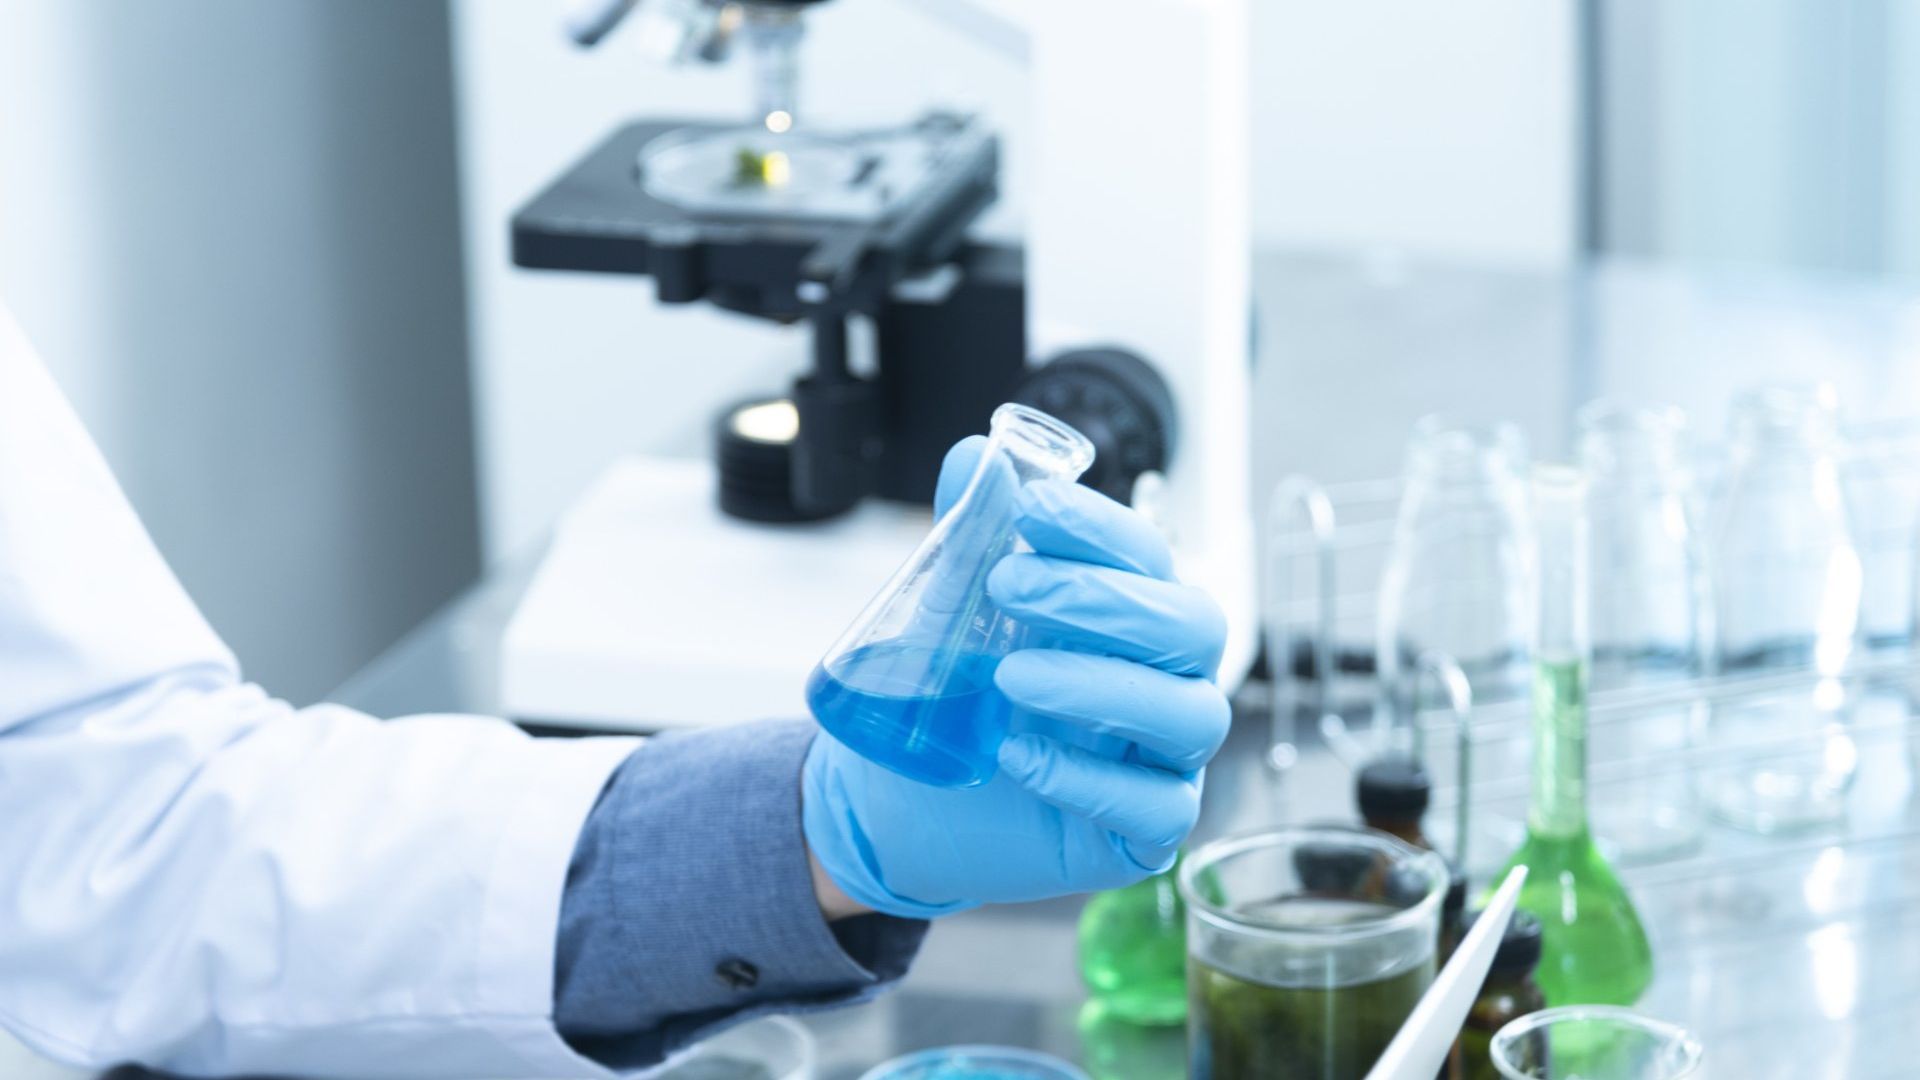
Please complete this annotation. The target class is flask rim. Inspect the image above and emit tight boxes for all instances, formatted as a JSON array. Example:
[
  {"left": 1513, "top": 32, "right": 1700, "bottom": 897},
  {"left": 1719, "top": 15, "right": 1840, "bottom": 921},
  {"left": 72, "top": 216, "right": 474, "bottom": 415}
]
[
  {"left": 1729, "top": 383, "right": 1842, "bottom": 447},
  {"left": 1577, "top": 399, "right": 1686, "bottom": 439},
  {"left": 990, "top": 402, "right": 1096, "bottom": 476},
  {"left": 1577, "top": 400, "right": 1690, "bottom": 483}
]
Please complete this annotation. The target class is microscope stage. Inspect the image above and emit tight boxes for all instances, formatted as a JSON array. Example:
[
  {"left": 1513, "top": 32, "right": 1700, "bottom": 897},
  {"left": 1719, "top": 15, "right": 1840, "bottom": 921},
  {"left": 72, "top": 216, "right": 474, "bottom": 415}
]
[
  {"left": 512, "top": 115, "right": 999, "bottom": 319},
  {"left": 640, "top": 121, "right": 982, "bottom": 223}
]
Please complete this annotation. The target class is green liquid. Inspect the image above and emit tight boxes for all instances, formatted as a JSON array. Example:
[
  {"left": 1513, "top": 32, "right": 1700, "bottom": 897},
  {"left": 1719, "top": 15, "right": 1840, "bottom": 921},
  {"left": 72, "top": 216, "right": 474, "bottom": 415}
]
[
  {"left": 1078, "top": 864, "right": 1188, "bottom": 1025},
  {"left": 1078, "top": 1000, "right": 1188, "bottom": 1080},
  {"left": 1496, "top": 656, "right": 1654, "bottom": 1006},
  {"left": 1188, "top": 898, "right": 1431, "bottom": 1080}
]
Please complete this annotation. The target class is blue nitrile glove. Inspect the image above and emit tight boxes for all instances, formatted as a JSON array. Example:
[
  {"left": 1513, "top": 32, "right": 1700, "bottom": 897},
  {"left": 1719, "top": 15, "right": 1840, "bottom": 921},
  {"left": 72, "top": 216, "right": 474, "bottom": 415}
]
[{"left": 801, "top": 436, "right": 1231, "bottom": 919}]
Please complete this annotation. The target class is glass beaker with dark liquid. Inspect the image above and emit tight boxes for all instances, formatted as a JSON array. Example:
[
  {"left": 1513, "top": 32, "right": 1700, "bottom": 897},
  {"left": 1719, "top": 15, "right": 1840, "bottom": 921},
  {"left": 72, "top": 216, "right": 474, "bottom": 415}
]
[{"left": 1179, "top": 827, "right": 1449, "bottom": 1080}]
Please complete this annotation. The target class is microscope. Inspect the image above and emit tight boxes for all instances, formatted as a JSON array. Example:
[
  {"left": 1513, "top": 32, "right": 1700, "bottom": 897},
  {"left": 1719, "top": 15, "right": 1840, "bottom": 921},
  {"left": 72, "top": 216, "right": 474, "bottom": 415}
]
[
  {"left": 526, "top": 0, "right": 1177, "bottom": 517},
  {"left": 502, "top": 0, "right": 1254, "bottom": 728}
]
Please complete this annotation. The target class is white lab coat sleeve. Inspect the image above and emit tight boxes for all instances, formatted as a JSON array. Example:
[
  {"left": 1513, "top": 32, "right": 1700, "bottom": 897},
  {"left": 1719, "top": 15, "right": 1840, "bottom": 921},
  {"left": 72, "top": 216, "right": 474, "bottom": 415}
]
[{"left": 0, "top": 302, "right": 644, "bottom": 1079}]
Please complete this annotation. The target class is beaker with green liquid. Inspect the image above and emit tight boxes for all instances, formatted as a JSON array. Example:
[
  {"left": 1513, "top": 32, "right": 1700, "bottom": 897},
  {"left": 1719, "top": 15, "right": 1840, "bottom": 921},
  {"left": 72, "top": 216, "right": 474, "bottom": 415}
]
[
  {"left": 1180, "top": 827, "right": 1448, "bottom": 1080},
  {"left": 1495, "top": 466, "right": 1653, "bottom": 1006}
]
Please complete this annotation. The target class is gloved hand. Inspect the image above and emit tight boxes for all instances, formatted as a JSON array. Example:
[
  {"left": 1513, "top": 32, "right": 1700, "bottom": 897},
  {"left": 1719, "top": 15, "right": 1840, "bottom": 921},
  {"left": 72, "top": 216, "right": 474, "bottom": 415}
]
[{"left": 802, "top": 436, "right": 1231, "bottom": 919}]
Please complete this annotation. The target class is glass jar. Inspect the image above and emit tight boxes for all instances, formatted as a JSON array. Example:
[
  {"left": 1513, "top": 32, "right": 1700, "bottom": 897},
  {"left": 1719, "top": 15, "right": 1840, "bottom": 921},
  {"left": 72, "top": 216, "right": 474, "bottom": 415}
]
[
  {"left": 1577, "top": 402, "right": 1708, "bottom": 863},
  {"left": 1704, "top": 385, "right": 1862, "bottom": 833},
  {"left": 1180, "top": 827, "right": 1448, "bottom": 1080},
  {"left": 1377, "top": 417, "right": 1533, "bottom": 753}
]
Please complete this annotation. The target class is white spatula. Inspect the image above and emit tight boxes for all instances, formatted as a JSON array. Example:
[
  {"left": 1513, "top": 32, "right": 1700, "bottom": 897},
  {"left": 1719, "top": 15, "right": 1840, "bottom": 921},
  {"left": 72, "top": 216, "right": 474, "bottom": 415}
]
[{"left": 1364, "top": 864, "right": 1531, "bottom": 1080}]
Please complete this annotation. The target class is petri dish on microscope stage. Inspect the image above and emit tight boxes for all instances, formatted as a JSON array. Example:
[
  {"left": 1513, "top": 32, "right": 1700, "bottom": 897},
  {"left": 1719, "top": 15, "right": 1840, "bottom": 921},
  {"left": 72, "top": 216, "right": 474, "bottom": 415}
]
[
  {"left": 638, "top": 114, "right": 990, "bottom": 223},
  {"left": 640, "top": 126, "right": 876, "bottom": 219}
]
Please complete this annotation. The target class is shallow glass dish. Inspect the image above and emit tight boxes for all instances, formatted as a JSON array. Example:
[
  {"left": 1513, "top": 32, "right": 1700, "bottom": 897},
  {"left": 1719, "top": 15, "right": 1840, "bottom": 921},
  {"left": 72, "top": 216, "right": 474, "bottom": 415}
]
[{"left": 858, "top": 1045, "right": 1089, "bottom": 1080}]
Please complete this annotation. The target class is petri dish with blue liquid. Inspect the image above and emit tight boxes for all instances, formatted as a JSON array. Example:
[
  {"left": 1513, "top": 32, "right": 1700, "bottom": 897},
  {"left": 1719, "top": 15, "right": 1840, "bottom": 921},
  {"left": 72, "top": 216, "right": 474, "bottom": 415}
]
[{"left": 859, "top": 1045, "right": 1090, "bottom": 1080}]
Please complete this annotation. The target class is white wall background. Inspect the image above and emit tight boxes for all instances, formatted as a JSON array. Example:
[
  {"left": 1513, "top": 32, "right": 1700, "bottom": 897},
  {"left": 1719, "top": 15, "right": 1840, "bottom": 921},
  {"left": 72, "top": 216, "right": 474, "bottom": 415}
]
[
  {"left": 1599, "top": 0, "right": 1920, "bottom": 278},
  {"left": 0, "top": 0, "right": 480, "bottom": 703},
  {"left": 1252, "top": 0, "right": 1577, "bottom": 265},
  {"left": 453, "top": 0, "right": 1578, "bottom": 558}
]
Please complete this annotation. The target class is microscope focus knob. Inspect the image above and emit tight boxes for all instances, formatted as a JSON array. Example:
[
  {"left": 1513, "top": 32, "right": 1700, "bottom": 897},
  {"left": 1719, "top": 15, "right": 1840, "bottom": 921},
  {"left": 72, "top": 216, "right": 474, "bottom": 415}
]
[{"left": 1015, "top": 348, "right": 1176, "bottom": 505}]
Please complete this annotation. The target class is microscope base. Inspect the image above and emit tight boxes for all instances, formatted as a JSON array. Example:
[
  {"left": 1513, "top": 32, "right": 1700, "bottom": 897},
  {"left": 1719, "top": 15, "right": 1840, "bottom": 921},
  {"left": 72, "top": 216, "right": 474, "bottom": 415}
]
[{"left": 500, "top": 456, "right": 930, "bottom": 730}]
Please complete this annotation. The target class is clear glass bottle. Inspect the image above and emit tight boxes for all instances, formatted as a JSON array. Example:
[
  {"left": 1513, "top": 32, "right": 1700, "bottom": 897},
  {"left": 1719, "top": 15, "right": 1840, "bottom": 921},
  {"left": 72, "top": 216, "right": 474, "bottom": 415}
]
[
  {"left": 1704, "top": 385, "right": 1861, "bottom": 833},
  {"left": 1456, "top": 910, "right": 1547, "bottom": 1080},
  {"left": 1377, "top": 417, "right": 1534, "bottom": 746},
  {"left": 1577, "top": 402, "right": 1707, "bottom": 863},
  {"left": 1496, "top": 466, "right": 1653, "bottom": 1007},
  {"left": 807, "top": 403, "right": 1094, "bottom": 787},
  {"left": 1078, "top": 853, "right": 1188, "bottom": 1026}
]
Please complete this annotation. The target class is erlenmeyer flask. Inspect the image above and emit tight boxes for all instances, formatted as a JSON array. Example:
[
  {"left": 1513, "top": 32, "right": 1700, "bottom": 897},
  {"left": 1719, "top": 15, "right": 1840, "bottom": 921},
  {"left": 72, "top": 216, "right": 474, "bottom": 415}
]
[
  {"left": 1377, "top": 417, "right": 1534, "bottom": 744},
  {"left": 807, "top": 403, "right": 1095, "bottom": 788},
  {"left": 1578, "top": 402, "right": 1707, "bottom": 863},
  {"left": 1705, "top": 384, "right": 1861, "bottom": 833}
]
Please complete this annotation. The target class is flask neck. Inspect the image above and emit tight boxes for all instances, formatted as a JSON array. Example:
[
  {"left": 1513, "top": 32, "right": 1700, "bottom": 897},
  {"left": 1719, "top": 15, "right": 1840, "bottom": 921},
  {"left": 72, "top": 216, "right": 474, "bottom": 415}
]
[
  {"left": 1528, "top": 465, "right": 1591, "bottom": 840},
  {"left": 1578, "top": 403, "right": 1689, "bottom": 492},
  {"left": 986, "top": 403, "right": 1096, "bottom": 484},
  {"left": 942, "top": 405, "right": 1094, "bottom": 535},
  {"left": 1729, "top": 385, "right": 1842, "bottom": 457},
  {"left": 1529, "top": 654, "right": 1590, "bottom": 838},
  {"left": 1404, "top": 421, "right": 1526, "bottom": 494}
]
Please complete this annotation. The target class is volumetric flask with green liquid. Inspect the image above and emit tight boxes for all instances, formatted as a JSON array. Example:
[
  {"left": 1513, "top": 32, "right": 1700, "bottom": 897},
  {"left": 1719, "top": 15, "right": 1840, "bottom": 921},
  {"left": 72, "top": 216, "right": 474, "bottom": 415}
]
[
  {"left": 1179, "top": 827, "right": 1448, "bottom": 1080},
  {"left": 1496, "top": 466, "right": 1653, "bottom": 1007},
  {"left": 807, "top": 404, "right": 1095, "bottom": 788}
]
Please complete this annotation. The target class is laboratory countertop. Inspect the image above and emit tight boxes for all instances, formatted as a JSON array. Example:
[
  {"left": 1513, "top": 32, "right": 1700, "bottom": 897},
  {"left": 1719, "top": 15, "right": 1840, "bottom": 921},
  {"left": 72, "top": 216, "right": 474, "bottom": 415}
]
[
  {"left": 324, "top": 560, "right": 1357, "bottom": 1080},
  {"left": 77, "top": 250, "right": 1920, "bottom": 1078},
  {"left": 313, "top": 560, "right": 1920, "bottom": 1080}
]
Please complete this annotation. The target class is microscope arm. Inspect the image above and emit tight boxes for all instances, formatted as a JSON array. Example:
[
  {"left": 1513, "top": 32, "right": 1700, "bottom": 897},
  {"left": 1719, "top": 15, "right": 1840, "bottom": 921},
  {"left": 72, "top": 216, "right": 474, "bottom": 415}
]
[
  {"left": 890, "top": 0, "right": 1029, "bottom": 62},
  {"left": 563, "top": 0, "right": 643, "bottom": 47}
]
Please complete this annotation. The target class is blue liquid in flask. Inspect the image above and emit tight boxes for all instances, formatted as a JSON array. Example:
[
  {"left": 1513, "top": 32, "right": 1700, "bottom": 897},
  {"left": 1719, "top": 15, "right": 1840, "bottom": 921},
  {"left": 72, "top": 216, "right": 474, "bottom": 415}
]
[{"left": 806, "top": 640, "right": 1012, "bottom": 788}]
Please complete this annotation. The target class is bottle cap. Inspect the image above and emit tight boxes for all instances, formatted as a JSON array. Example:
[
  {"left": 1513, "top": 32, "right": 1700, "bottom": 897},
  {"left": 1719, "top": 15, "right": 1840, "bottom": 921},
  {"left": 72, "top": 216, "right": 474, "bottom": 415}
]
[
  {"left": 1465, "top": 907, "right": 1544, "bottom": 975},
  {"left": 1357, "top": 756, "right": 1432, "bottom": 822},
  {"left": 1292, "top": 842, "right": 1375, "bottom": 895}
]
